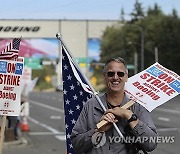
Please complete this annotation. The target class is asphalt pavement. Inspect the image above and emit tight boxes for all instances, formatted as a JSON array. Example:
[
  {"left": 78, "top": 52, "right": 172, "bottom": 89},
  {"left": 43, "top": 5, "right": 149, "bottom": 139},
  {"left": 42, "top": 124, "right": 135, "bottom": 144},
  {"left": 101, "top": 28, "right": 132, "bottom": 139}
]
[{"left": 2, "top": 91, "right": 180, "bottom": 154}]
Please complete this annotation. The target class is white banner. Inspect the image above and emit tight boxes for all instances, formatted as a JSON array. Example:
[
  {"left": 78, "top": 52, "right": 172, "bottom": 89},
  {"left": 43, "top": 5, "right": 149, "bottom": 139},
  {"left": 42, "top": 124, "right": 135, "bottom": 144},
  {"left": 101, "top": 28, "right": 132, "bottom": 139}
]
[
  {"left": 125, "top": 62, "right": 180, "bottom": 112},
  {"left": 21, "top": 67, "right": 32, "bottom": 97},
  {"left": 0, "top": 59, "right": 24, "bottom": 116}
]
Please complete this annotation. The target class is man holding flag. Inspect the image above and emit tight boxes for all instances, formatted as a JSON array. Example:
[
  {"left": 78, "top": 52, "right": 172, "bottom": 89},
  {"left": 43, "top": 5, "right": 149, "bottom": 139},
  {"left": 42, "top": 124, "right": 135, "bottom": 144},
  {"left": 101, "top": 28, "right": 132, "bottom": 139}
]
[{"left": 70, "top": 57, "right": 158, "bottom": 154}]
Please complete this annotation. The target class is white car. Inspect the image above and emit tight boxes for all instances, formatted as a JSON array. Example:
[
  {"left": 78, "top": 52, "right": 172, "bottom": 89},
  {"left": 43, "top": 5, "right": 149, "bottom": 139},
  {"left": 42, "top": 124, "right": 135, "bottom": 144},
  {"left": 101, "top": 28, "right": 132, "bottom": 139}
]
[{"left": 56, "top": 85, "right": 63, "bottom": 92}]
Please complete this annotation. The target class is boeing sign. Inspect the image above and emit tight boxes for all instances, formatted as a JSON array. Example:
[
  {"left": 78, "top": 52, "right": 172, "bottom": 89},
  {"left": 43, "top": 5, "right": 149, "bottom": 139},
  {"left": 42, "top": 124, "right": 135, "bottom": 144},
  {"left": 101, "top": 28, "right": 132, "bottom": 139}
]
[{"left": 0, "top": 26, "right": 40, "bottom": 32}]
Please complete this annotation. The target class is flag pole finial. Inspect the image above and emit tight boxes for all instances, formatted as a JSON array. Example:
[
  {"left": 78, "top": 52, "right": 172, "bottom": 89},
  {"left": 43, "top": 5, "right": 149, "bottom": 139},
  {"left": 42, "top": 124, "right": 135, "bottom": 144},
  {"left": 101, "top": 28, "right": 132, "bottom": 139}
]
[{"left": 56, "top": 33, "right": 62, "bottom": 40}]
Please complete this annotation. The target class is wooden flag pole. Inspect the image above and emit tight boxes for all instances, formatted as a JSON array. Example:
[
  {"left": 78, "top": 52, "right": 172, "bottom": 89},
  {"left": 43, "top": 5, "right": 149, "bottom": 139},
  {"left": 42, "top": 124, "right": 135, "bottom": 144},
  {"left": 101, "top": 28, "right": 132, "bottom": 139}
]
[
  {"left": 96, "top": 100, "right": 135, "bottom": 130},
  {"left": 0, "top": 115, "right": 7, "bottom": 154}
]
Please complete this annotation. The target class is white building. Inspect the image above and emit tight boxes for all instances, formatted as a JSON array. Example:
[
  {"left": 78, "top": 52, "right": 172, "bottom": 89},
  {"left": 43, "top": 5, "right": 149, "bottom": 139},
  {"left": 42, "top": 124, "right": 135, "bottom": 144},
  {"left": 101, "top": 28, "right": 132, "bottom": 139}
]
[
  {"left": 0, "top": 19, "right": 121, "bottom": 85},
  {"left": 0, "top": 19, "right": 121, "bottom": 59}
]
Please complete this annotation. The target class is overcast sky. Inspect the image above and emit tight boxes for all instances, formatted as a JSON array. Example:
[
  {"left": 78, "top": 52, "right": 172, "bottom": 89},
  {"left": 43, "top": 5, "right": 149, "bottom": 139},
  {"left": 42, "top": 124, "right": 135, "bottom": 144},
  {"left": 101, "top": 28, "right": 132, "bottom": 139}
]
[{"left": 0, "top": 0, "right": 179, "bottom": 20}]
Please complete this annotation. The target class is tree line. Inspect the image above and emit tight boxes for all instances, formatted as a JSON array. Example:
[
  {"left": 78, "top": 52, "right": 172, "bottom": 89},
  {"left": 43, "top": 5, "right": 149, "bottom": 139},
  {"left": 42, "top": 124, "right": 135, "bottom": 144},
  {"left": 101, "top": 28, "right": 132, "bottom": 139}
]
[{"left": 100, "top": 1, "right": 180, "bottom": 76}]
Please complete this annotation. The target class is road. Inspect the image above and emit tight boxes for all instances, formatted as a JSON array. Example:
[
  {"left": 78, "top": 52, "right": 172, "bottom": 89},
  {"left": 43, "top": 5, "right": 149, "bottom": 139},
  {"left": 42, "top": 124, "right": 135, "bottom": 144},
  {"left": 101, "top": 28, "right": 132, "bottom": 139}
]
[
  {"left": 151, "top": 95, "right": 180, "bottom": 154},
  {"left": 3, "top": 91, "right": 180, "bottom": 154},
  {"left": 3, "top": 91, "right": 66, "bottom": 154}
]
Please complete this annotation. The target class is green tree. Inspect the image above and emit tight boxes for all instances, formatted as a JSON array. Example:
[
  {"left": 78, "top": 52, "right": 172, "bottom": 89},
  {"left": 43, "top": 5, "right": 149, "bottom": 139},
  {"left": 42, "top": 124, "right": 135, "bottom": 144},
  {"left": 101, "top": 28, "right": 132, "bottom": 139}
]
[
  {"left": 100, "top": 25, "right": 135, "bottom": 64},
  {"left": 120, "top": 8, "right": 125, "bottom": 23},
  {"left": 171, "top": 8, "right": 178, "bottom": 18},
  {"left": 140, "top": 10, "right": 165, "bottom": 67},
  {"left": 140, "top": 10, "right": 180, "bottom": 74},
  {"left": 147, "top": 3, "right": 163, "bottom": 16},
  {"left": 100, "top": 26, "right": 125, "bottom": 62},
  {"left": 130, "top": 0, "right": 144, "bottom": 22},
  {"left": 100, "top": 3, "right": 180, "bottom": 75},
  {"left": 155, "top": 16, "right": 180, "bottom": 74},
  {"left": 32, "top": 64, "right": 56, "bottom": 90}
]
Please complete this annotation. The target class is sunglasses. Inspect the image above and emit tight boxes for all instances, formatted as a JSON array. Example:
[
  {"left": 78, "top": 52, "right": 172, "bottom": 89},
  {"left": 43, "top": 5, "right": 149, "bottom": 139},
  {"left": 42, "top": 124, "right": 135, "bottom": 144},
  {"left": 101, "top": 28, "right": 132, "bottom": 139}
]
[{"left": 106, "top": 71, "right": 126, "bottom": 77}]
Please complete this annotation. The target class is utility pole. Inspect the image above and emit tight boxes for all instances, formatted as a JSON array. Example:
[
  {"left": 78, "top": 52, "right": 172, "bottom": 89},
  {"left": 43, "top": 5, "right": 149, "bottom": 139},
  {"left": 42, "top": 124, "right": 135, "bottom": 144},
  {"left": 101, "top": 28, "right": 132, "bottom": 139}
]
[
  {"left": 134, "top": 52, "right": 138, "bottom": 74},
  {"left": 139, "top": 26, "right": 144, "bottom": 71}
]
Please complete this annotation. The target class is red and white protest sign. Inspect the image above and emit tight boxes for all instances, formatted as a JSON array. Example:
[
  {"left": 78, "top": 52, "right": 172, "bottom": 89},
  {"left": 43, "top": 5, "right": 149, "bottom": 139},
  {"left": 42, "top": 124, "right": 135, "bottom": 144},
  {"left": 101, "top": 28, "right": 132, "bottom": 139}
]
[
  {"left": 21, "top": 67, "right": 32, "bottom": 97},
  {"left": 0, "top": 59, "right": 24, "bottom": 116},
  {"left": 125, "top": 62, "right": 180, "bottom": 112}
]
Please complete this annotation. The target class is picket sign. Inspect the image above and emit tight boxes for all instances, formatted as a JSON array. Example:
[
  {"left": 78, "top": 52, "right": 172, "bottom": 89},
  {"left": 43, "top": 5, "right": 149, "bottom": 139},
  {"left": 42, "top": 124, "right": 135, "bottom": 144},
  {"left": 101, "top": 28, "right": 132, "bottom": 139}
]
[
  {"left": 97, "top": 62, "right": 180, "bottom": 130},
  {"left": 0, "top": 58, "right": 24, "bottom": 154}
]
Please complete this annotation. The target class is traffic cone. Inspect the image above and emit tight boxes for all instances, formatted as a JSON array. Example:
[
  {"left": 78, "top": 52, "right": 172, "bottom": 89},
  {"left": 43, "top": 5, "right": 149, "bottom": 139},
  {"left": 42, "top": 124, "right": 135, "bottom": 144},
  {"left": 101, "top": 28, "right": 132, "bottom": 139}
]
[{"left": 21, "top": 116, "right": 29, "bottom": 132}]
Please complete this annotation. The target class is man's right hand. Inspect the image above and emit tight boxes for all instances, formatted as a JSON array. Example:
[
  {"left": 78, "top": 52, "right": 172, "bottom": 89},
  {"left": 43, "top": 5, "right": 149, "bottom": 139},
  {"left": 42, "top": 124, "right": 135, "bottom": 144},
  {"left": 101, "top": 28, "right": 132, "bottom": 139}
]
[{"left": 97, "top": 113, "right": 118, "bottom": 132}]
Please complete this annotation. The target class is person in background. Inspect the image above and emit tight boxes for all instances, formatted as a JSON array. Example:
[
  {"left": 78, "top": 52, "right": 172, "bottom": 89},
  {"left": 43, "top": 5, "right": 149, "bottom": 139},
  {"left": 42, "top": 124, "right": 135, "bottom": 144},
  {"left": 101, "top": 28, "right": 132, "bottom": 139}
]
[{"left": 7, "top": 116, "right": 19, "bottom": 140}]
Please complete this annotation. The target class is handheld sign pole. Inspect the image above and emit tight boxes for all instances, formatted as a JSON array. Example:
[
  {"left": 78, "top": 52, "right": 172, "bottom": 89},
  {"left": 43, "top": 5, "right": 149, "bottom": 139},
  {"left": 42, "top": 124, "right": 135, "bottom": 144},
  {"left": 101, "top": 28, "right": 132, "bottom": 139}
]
[
  {"left": 0, "top": 116, "right": 7, "bottom": 154},
  {"left": 56, "top": 33, "right": 124, "bottom": 138}
]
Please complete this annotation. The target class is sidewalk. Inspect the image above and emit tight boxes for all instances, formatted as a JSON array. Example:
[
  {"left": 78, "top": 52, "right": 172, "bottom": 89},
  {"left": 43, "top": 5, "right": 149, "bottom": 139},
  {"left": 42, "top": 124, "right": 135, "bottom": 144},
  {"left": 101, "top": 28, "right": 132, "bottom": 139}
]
[
  {"left": 3, "top": 131, "right": 29, "bottom": 149},
  {"left": 3, "top": 137, "right": 28, "bottom": 149}
]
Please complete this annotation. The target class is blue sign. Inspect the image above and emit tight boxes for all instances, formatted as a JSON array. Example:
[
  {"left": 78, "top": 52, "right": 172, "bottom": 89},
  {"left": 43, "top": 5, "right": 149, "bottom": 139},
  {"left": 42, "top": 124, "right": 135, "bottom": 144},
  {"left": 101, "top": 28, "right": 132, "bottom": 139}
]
[
  {"left": 15, "top": 63, "right": 23, "bottom": 75},
  {"left": 0, "top": 61, "right": 7, "bottom": 73},
  {"left": 169, "top": 80, "right": 180, "bottom": 93},
  {"left": 146, "top": 66, "right": 164, "bottom": 77}
]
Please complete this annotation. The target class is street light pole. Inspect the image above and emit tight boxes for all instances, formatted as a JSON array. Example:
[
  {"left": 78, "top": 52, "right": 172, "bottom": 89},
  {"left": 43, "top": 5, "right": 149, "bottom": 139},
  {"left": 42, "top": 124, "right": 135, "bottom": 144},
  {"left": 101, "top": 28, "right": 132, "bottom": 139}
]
[
  {"left": 155, "top": 47, "right": 158, "bottom": 62},
  {"left": 125, "top": 25, "right": 144, "bottom": 71},
  {"left": 139, "top": 26, "right": 144, "bottom": 71}
]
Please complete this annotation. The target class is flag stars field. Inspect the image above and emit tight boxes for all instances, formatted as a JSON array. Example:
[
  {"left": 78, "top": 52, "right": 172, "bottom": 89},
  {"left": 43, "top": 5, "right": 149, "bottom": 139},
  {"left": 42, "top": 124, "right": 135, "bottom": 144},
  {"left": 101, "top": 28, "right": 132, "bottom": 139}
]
[
  {"left": 65, "top": 99, "right": 70, "bottom": 105},
  {"left": 82, "top": 101, "right": 86, "bottom": 106},
  {"left": 71, "top": 119, "right": 76, "bottom": 124},
  {"left": 68, "top": 109, "right": 74, "bottom": 115},
  {"left": 70, "top": 84, "right": 75, "bottom": 90},
  {"left": 76, "top": 105, "right": 80, "bottom": 110},
  {"left": 79, "top": 91, "right": 83, "bottom": 96},
  {"left": 63, "top": 89, "right": 67, "bottom": 95},
  {"left": 77, "top": 81, "right": 80, "bottom": 86},
  {"left": 65, "top": 124, "right": 69, "bottom": 129},
  {"left": 69, "top": 144, "right": 73, "bottom": 149},
  {"left": 73, "top": 95, "right": 78, "bottom": 100},
  {"left": 63, "top": 64, "right": 68, "bottom": 70},
  {"left": 67, "top": 133, "right": 71, "bottom": 139},
  {"left": 67, "top": 74, "right": 72, "bottom": 80},
  {"left": 62, "top": 45, "right": 92, "bottom": 153}
]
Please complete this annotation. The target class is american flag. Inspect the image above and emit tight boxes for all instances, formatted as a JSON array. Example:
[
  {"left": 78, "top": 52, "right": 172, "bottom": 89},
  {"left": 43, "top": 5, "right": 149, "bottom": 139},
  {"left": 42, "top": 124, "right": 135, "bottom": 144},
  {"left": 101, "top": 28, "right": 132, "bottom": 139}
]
[
  {"left": 0, "top": 38, "right": 21, "bottom": 60},
  {"left": 62, "top": 45, "right": 92, "bottom": 154}
]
